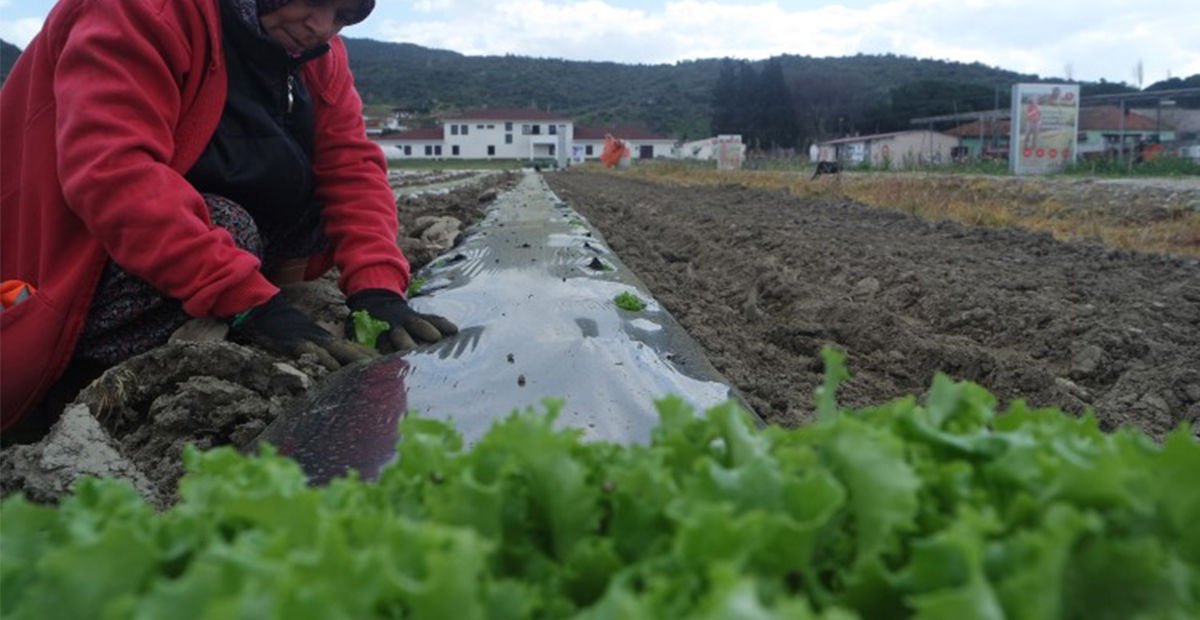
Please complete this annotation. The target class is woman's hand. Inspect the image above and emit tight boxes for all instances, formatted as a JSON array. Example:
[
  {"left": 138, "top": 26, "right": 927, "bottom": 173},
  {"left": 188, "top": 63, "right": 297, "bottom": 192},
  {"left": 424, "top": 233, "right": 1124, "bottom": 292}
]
[
  {"left": 343, "top": 289, "right": 458, "bottom": 353},
  {"left": 233, "top": 293, "right": 375, "bottom": 369}
]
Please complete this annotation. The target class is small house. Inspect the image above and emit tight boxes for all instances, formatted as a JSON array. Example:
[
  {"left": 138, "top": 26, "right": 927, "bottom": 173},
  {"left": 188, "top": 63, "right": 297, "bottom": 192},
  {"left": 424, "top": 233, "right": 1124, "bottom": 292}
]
[{"left": 817, "top": 130, "right": 959, "bottom": 168}]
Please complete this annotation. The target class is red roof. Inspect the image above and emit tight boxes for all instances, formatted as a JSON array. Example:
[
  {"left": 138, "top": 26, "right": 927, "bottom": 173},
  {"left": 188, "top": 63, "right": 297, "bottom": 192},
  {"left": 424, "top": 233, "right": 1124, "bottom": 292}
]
[
  {"left": 389, "top": 127, "right": 444, "bottom": 141},
  {"left": 441, "top": 108, "right": 570, "bottom": 122},
  {"left": 1079, "top": 106, "right": 1157, "bottom": 131},
  {"left": 574, "top": 125, "right": 670, "bottom": 141},
  {"left": 947, "top": 106, "right": 1160, "bottom": 137}
]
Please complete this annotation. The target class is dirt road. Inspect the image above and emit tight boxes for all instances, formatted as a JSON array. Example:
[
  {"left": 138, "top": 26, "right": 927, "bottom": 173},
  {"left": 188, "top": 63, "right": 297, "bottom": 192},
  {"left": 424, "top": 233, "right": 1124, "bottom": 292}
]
[{"left": 545, "top": 171, "right": 1200, "bottom": 437}]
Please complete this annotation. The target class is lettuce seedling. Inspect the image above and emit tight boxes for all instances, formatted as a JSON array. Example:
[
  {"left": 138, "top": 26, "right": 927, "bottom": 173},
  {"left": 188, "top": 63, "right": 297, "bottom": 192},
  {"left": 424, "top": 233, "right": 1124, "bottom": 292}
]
[
  {"left": 352, "top": 310, "right": 390, "bottom": 348},
  {"left": 614, "top": 291, "right": 646, "bottom": 312}
]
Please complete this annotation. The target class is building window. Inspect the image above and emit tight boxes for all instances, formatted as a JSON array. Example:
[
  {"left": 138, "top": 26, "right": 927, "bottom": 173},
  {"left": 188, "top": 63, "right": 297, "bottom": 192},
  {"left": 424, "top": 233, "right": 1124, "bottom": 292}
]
[
  {"left": 506, "top": 122, "right": 513, "bottom": 131},
  {"left": 532, "top": 124, "right": 541, "bottom": 135},
  {"left": 434, "top": 145, "right": 443, "bottom": 156},
  {"left": 488, "top": 145, "right": 496, "bottom": 156},
  {"left": 506, "top": 134, "right": 513, "bottom": 144},
  {"left": 1078, "top": 132, "right": 1088, "bottom": 143},
  {"left": 461, "top": 125, "right": 469, "bottom": 136},
  {"left": 404, "top": 145, "right": 412, "bottom": 156},
  {"left": 487, "top": 124, "right": 495, "bottom": 129},
  {"left": 585, "top": 145, "right": 594, "bottom": 156},
  {"left": 522, "top": 124, "right": 531, "bottom": 135},
  {"left": 451, "top": 125, "right": 459, "bottom": 136},
  {"left": 424, "top": 145, "right": 432, "bottom": 156},
  {"left": 549, "top": 124, "right": 557, "bottom": 135},
  {"left": 477, "top": 124, "right": 485, "bottom": 129},
  {"left": 452, "top": 145, "right": 460, "bottom": 156},
  {"left": 549, "top": 145, "right": 556, "bottom": 155}
]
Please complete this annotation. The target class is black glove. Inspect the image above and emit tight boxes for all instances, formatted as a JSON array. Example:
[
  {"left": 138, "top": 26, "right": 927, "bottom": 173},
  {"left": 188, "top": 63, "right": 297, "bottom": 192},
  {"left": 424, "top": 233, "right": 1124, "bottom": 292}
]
[
  {"left": 344, "top": 289, "right": 458, "bottom": 353},
  {"left": 232, "top": 293, "right": 375, "bottom": 370}
]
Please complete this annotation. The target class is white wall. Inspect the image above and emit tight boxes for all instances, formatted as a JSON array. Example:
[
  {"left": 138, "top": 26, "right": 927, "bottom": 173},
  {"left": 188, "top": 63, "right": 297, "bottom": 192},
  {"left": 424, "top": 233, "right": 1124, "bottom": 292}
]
[
  {"left": 378, "top": 139, "right": 447, "bottom": 160},
  {"left": 575, "top": 139, "right": 677, "bottom": 160},
  {"left": 376, "top": 119, "right": 679, "bottom": 165},
  {"left": 818, "top": 131, "right": 957, "bottom": 168},
  {"left": 443, "top": 119, "right": 574, "bottom": 160}
]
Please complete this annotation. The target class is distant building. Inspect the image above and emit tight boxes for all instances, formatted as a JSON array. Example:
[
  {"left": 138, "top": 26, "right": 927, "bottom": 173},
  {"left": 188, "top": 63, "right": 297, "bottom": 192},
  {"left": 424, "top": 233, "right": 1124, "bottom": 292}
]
[
  {"left": 573, "top": 125, "right": 676, "bottom": 163},
  {"left": 362, "top": 105, "right": 409, "bottom": 136},
  {"left": 679, "top": 135, "right": 746, "bottom": 161},
  {"left": 947, "top": 106, "right": 1179, "bottom": 160},
  {"left": 816, "top": 130, "right": 959, "bottom": 168},
  {"left": 376, "top": 108, "right": 572, "bottom": 166},
  {"left": 1131, "top": 107, "right": 1200, "bottom": 141},
  {"left": 374, "top": 108, "right": 677, "bottom": 167},
  {"left": 378, "top": 127, "right": 445, "bottom": 159}
]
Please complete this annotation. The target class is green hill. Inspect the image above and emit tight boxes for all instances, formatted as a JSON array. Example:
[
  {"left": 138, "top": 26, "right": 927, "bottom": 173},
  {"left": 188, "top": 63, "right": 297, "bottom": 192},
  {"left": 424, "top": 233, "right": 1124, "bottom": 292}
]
[
  {"left": 9, "top": 33, "right": 1186, "bottom": 145},
  {"left": 342, "top": 38, "right": 1039, "bottom": 142}
]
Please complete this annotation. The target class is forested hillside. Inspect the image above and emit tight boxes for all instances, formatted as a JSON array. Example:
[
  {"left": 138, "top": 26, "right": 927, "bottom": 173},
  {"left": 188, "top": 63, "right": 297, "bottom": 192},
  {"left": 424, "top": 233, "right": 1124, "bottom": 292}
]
[
  {"left": 6, "top": 34, "right": 1186, "bottom": 147},
  {"left": 344, "top": 38, "right": 719, "bottom": 140},
  {"left": 343, "top": 38, "right": 1042, "bottom": 144}
]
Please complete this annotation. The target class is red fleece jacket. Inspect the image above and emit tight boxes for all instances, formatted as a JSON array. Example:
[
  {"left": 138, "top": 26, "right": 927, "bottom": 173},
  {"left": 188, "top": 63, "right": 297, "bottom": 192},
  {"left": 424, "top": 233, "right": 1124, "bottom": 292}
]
[{"left": 0, "top": 0, "right": 410, "bottom": 429}]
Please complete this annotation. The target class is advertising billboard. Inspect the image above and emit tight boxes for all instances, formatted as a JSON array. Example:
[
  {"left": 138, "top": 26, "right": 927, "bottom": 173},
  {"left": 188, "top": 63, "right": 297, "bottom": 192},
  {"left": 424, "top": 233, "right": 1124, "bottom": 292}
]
[
  {"left": 1010, "top": 83, "right": 1080, "bottom": 174},
  {"left": 715, "top": 135, "right": 745, "bottom": 170}
]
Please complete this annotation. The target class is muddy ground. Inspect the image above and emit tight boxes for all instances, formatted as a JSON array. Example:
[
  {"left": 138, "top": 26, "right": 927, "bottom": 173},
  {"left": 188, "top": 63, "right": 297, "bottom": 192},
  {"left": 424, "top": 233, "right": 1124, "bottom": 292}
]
[
  {"left": 545, "top": 171, "right": 1200, "bottom": 437},
  {"left": 0, "top": 171, "right": 519, "bottom": 504}
]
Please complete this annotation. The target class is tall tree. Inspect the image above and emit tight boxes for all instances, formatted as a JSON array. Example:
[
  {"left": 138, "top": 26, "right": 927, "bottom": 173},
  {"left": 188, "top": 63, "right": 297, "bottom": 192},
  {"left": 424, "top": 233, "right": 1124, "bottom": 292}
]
[
  {"left": 734, "top": 61, "right": 761, "bottom": 146},
  {"left": 710, "top": 59, "right": 739, "bottom": 135},
  {"left": 757, "top": 58, "right": 799, "bottom": 149}
]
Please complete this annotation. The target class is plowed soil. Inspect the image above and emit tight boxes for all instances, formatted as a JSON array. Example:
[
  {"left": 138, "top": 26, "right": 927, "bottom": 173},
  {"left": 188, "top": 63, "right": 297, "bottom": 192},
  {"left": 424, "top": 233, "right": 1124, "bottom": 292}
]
[{"left": 545, "top": 171, "right": 1200, "bottom": 438}]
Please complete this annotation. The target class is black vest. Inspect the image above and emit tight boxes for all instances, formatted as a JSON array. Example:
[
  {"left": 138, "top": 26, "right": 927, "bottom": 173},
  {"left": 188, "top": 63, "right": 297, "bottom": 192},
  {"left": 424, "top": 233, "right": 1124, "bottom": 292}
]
[{"left": 185, "top": 0, "right": 330, "bottom": 247}]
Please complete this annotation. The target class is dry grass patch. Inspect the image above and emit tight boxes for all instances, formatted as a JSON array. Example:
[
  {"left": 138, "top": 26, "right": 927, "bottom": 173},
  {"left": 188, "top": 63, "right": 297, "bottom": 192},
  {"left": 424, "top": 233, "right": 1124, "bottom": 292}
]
[{"left": 603, "top": 165, "right": 1200, "bottom": 257}]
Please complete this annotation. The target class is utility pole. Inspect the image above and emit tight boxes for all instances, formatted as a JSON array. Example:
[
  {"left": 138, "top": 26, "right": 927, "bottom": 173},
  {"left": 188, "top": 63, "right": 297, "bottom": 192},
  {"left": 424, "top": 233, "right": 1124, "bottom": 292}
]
[
  {"left": 1118, "top": 99, "right": 1126, "bottom": 168},
  {"left": 992, "top": 86, "right": 1000, "bottom": 153}
]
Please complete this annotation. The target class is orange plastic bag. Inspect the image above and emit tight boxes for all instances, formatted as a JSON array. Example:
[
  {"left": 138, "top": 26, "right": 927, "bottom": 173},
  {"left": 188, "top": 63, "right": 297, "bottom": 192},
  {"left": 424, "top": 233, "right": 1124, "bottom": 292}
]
[{"left": 600, "top": 134, "right": 630, "bottom": 168}]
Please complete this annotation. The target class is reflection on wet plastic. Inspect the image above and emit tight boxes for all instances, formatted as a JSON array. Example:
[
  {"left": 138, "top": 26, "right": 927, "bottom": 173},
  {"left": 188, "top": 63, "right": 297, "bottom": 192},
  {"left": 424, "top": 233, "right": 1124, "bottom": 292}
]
[
  {"left": 433, "top": 325, "right": 485, "bottom": 360},
  {"left": 254, "top": 356, "right": 410, "bottom": 485}
]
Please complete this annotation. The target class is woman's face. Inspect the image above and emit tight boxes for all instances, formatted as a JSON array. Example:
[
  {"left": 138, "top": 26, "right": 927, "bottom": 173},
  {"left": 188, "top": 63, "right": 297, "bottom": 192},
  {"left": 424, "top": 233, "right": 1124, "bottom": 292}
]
[{"left": 260, "top": 0, "right": 363, "bottom": 56}]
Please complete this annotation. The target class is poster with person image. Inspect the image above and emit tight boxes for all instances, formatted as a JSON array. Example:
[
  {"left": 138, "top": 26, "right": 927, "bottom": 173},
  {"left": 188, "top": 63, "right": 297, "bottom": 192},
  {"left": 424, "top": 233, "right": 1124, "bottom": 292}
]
[{"left": 1010, "top": 83, "right": 1080, "bottom": 174}]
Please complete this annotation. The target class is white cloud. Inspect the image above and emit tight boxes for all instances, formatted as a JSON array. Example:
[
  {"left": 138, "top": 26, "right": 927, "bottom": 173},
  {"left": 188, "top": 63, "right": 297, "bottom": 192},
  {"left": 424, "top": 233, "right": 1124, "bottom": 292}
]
[
  {"left": 369, "top": 0, "right": 1200, "bottom": 83},
  {"left": 412, "top": 0, "right": 456, "bottom": 13},
  {"left": 4, "top": 0, "right": 1197, "bottom": 83},
  {"left": 0, "top": 17, "right": 44, "bottom": 49}
]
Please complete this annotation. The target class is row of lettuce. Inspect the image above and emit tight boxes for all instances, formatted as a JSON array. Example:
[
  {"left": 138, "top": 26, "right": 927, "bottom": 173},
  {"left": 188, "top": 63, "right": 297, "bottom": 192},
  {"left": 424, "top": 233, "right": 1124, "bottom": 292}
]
[{"left": 2, "top": 349, "right": 1197, "bottom": 619}]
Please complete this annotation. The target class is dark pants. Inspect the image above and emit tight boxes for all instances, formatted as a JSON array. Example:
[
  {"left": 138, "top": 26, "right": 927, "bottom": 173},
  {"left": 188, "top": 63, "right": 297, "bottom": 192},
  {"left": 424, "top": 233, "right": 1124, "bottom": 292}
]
[{"left": 75, "top": 194, "right": 327, "bottom": 366}]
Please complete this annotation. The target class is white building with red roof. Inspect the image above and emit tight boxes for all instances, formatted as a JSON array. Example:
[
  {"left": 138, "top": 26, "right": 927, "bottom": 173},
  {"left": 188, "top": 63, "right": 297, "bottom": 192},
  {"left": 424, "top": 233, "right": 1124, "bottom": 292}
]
[
  {"left": 572, "top": 125, "right": 678, "bottom": 163},
  {"left": 374, "top": 108, "right": 678, "bottom": 167}
]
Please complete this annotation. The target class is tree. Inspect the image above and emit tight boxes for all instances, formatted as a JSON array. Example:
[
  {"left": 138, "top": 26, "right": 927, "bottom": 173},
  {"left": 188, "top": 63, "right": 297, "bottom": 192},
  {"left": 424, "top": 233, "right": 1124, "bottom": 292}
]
[
  {"left": 756, "top": 58, "right": 799, "bottom": 149},
  {"left": 862, "top": 80, "right": 996, "bottom": 133},
  {"left": 734, "top": 61, "right": 761, "bottom": 146},
  {"left": 710, "top": 59, "right": 739, "bottom": 135}
]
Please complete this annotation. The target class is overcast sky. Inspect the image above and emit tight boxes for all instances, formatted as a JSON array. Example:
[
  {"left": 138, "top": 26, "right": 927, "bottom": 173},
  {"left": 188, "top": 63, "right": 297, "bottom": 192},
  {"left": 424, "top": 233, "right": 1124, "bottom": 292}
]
[{"left": 2, "top": 0, "right": 1197, "bottom": 85}]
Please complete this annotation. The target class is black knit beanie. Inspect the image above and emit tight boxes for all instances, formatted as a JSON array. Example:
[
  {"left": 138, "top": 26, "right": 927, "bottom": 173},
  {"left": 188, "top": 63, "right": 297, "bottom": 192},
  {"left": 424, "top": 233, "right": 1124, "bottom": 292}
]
[{"left": 256, "top": 0, "right": 375, "bottom": 24}]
